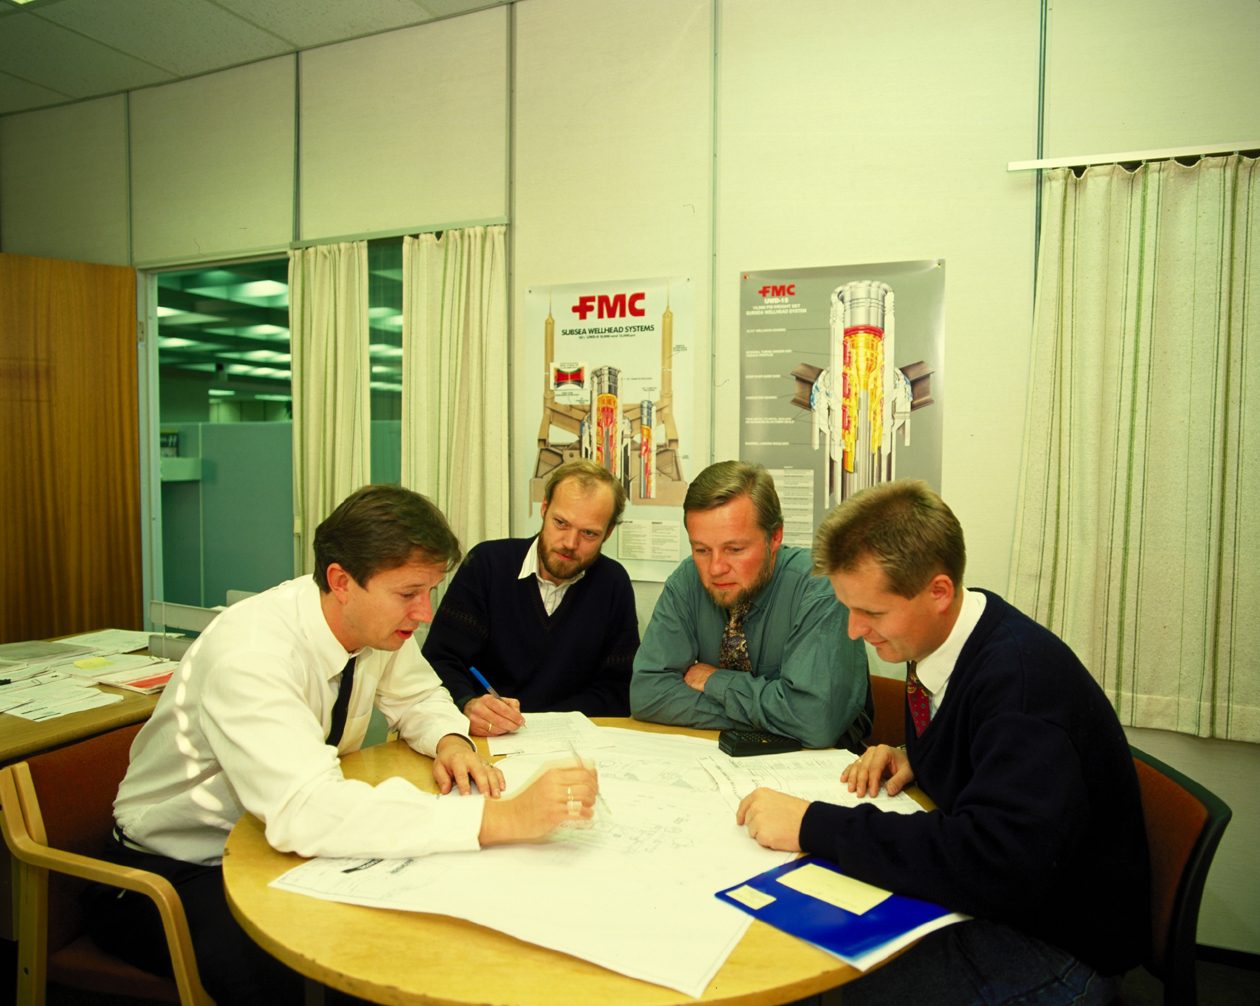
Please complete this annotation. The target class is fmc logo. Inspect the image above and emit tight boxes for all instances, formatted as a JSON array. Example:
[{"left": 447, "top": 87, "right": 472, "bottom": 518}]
[
  {"left": 571, "top": 292, "right": 647, "bottom": 321},
  {"left": 758, "top": 284, "right": 796, "bottom": 298}
]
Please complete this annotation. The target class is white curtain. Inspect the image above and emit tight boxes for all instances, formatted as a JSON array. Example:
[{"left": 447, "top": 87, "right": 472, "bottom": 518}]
[
  {"left": 289, "top": 241, "right": 371, "bottom": 575},
  {"left": 401, "top": 225, "right": 509, "bottom": 548},
  {"left": 1010, "top": 155, "right": 1260, "bottom": 742}
]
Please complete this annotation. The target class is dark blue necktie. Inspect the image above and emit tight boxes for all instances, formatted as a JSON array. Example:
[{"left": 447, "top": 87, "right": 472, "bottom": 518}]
[{"left": 326, "top": 655, "right": 356, "bottom": 747}]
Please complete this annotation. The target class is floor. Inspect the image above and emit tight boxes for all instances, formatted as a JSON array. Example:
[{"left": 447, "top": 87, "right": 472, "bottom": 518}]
[{"left": 3, "top": 939, "right": 1260, "bottom": 1004}]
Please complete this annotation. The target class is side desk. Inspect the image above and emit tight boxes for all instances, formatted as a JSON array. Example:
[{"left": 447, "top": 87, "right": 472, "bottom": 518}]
[
  {"left": 0, "top": 685, "right": 159, "bottom": 765},
  {"left": 1, "top": 685, "right": 160, "bottom": 940},
  {"left": 224, "top": 718, "right": 912, "bottom": 1006}
]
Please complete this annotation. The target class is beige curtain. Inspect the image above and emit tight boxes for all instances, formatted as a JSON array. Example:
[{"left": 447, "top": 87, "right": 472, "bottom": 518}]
[
  {"left": 1010, "top": 155, "right": 1260, "bottom": 742},
  {"left": 289, "top": 241, "right": 371, "bottom": 575},
  {"left": 401, "top": 226, "right": 509, "bottom": 548}
]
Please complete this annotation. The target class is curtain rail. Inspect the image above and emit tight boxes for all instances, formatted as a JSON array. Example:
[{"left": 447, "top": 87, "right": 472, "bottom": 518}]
[{"left": 1008, "top": 141, "right": 1260, "bottom": 172}]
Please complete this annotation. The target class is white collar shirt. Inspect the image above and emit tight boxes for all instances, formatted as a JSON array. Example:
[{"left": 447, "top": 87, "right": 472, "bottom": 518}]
[
  {"left": 114, "top": 575, "right": 480, "bottom": 865},
  {"left": 519, "top": 535, "right": 586, "bottom": 616},
  {"left": 914, "top": 588, "right": 987, "bottom": 719}
]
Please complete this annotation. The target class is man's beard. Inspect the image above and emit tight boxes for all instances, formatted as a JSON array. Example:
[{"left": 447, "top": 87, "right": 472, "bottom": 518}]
[
  {"left": 704, "top": 546, "right": 776, "bottom": 610},
  {"left": 540, "top": 546, "right": 587, "bottom": 583}
]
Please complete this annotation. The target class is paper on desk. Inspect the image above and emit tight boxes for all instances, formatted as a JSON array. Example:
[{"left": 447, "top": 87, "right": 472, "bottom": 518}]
[
  {"left": 0, "top": 673, "right": 123, "bottom": 721},
  {"left": 487, "top": 710, "right": 612, "bottom": 757},
  {"left": 572, "top": 726, "right": 722, "bottom": 793},
  {"left": 273, "top": 747, "right": 796, "bottom": 997},
  {"left": 59, "top": 628, "right": 152, "bottom": 655},
  {"left": 0, "top": 639, "right": 94, "bottom": 668},
  {"left": 702, "top": 749, "right": 925, "bottom": 815}
]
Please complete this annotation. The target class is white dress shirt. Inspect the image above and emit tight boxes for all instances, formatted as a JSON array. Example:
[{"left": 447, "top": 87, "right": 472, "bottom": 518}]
[
  {"left": 114, "top": 576, "right": 482, "bottom": 864},
  {"left": 914, "top": 588, "right": 988, "bottom": 719},
  {"left": 518, "top": 535, "right": 586, "bottom": 616}
]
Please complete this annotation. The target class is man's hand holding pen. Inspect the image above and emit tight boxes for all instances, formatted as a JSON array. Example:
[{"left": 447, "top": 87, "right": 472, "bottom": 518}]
[
  {"left": 464, "top": 692, "right": 524, "bottom": 736},
  {"left": 464, "top": 665, "right": 525, "bottom": 736}
]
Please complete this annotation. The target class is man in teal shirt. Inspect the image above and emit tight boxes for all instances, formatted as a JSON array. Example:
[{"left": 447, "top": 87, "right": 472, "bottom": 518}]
[{"left": 630, "top": 461, "right": 870, "bottom": 748}]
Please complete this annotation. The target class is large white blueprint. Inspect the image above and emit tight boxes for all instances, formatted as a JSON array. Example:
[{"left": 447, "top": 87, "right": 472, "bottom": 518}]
[{"left": 271, "top": 723, "right": 923, "bottom": 996}]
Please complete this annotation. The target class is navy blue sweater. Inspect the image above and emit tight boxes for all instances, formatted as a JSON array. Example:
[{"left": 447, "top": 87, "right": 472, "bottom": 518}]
[
  {"left": 799, "top": 590, "right": 1149, "bottom": 976},
  {"left": 421, "top": 537, "right": 639, "bottom": 716}
]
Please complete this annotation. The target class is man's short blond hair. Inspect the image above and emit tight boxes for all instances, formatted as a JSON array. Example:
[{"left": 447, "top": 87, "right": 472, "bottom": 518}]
[
  {"left": 683, "top": 461, "right": 783, "bottom": 537},
  {"left": 812, "top": 479, "right": 965, "bottom": 598}
]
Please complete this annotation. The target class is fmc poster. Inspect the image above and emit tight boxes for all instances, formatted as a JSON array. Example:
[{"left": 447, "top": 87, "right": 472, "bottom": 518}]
[
  {"left": 739, "top": 261, "right": 945, "bottom": 547},
  {"left": 522, "top": 277, "right": 696, "bottom": 576}
]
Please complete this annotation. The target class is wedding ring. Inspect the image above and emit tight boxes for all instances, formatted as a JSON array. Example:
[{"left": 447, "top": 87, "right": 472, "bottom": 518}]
[{"left": 485, "top": 720, "right": 492, "bottom": 735}]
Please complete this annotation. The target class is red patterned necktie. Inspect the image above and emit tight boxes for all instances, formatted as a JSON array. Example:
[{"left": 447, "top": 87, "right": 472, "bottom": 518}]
[
  {"left": 906, "top": 661, "right": 932, "bottom": 736},
  {"left": 719, "top": 600, "right": 753, "bottom": 672}
]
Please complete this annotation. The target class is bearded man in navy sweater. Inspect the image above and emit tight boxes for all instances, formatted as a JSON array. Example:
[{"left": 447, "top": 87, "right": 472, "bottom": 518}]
[
  {"left": 737, "top": 479, "right": 1149, "bottom": 1005},
  {"left": 422, "top": 460, "right": 638, "bottom": 736}
]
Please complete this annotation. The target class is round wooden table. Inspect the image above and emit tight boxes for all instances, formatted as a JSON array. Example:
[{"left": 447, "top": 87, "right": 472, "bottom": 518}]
[{"left": 223, "top": 719, "right": 868, "bottom": 1005}]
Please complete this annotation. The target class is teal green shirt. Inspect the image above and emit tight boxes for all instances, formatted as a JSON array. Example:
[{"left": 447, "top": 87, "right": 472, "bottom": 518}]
[{"left": 630, "top": 546, "right": 870, "bottom": 748}]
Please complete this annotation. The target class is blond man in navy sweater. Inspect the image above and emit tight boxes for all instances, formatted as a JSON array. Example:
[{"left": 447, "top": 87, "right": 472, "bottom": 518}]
[{"left": 738, "top": 480, "right": 1148, "bottom": 1005}]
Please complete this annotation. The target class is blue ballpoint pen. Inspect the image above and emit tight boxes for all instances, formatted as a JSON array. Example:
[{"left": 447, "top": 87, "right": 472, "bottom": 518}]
[{"left": 468, "top": 666, "right": 502, "bottom": 701}]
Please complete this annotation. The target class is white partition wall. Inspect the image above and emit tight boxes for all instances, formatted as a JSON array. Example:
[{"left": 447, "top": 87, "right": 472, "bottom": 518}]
[
  {"left": 298, "top": 6, "right": 510, "bottom": 241},
  {"left": 0, "top": 95, "right": 129, "bottom": 265},
  {"left": 130, "top": 57, "right": 296, "bottom": 266},
  {"left": 1044, "top": 0, "right": 1260, "bottom": 154}
]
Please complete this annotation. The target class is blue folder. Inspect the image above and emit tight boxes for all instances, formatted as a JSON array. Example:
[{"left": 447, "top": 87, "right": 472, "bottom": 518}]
[{"left": 716, "top": 856, "right": 957, "bottom": 964}]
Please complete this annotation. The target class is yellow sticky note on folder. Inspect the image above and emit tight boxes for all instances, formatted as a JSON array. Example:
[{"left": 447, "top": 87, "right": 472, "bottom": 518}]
[{"left": 775, "top": 862, "right": 891, "bottom": 915}]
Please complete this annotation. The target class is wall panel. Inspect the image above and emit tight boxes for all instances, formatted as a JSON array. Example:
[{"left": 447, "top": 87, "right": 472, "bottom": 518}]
[
  {"left": 1045, "top": 0, "right": 1260, "bottom": 156},
  {"left": 298, "top": 6, "right": 509, "bottom": 240},
  {"left": 0, "top": 96, "right": 129, "bottom": 265},
  {"left": 130, "top": 57, "right": 296, "bottom": 266}
]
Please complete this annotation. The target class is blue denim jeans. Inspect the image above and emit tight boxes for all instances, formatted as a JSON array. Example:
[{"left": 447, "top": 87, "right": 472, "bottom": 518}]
[{"left": 837, "top": 919, "right": 1120, "bottom": 1005}]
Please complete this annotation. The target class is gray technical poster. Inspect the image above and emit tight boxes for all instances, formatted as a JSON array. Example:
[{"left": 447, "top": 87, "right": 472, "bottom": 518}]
[{"left": 739, "top": 261, "right": 944, "bottom": 547}]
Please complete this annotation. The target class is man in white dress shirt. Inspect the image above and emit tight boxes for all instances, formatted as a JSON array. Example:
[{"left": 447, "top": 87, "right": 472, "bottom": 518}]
[{"left": 90, "top": 485, "right": 598, "bottom": 1004}]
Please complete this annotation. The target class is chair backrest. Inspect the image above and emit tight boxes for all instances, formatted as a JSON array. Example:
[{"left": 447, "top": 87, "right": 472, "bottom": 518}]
[
  {"left": 1131, "top": 746, "right": 1232, "bottom": 1006},
  {"left": 865, "top": 673, "right": 907, "bottom": 749},
  {"left": 22, "top": 721, "right": 144, "bottom": 952}
]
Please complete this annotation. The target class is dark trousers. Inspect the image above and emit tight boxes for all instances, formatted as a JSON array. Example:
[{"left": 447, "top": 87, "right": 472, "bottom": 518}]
[
  {"left": 837, "top": 919, "right": 1120, "bottom": 1006},
  {"left": 84, "top": 832, "right": 305, "bottom": 1006}
]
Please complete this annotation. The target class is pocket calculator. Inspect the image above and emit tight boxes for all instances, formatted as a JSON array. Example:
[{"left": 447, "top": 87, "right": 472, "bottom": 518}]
[{"left": 718, "top": 728, "right": 802, "bottom": 757}]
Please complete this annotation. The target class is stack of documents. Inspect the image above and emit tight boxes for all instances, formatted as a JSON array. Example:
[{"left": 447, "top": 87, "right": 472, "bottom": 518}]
[{"left": 0, "top": 629, "right": 175, "bottom": 721}]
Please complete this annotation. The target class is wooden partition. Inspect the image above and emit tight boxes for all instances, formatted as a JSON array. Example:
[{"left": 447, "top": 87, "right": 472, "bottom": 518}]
[{"left": 0, "top": 253, "right": 140, "bottom": 642}]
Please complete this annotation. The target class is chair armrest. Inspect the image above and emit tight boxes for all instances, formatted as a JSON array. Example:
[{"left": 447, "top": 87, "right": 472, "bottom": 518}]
[{"left": 0, "top": 764, "right": 214, "bottom": 1005}]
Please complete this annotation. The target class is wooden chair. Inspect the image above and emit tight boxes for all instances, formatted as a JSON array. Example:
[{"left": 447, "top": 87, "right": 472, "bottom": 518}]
[
  {"left": 0, "top": 722, "right": 213, "bottom": 1005},
  {"left": 865, "top": 673, "right": 907, "bottom": 749},
  {"left": 1130, "top": 746, "right": 1232, "bottom": 1006}
]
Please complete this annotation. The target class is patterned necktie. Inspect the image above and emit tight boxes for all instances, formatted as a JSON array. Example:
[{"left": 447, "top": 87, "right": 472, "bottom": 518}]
[
  {"left": 719, "top": 600, "right": 753, "bottom": 672},
  {"left": 906, "top": 660, "right": 932, "bottom": 736},
  {"left": 326, "top": 655, "right": 357, "bottom": 748}
]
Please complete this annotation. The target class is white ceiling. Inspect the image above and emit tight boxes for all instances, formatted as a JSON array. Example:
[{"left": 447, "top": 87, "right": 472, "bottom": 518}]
[{"left": 0, "top": 0, "right": 511, "bottom": 117}]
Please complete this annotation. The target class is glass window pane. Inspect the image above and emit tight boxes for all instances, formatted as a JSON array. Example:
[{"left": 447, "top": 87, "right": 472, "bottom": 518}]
[
  {"left": 156, "top": 258, "right": 294, "bottom": 605},
  {"left": 368, "top": 238, "right": 403, "bottom": 484}
]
